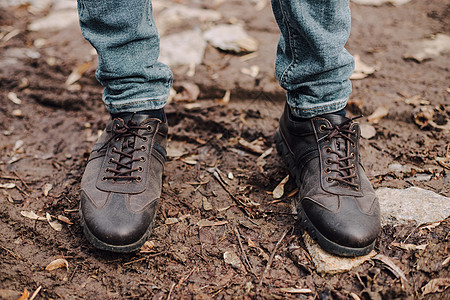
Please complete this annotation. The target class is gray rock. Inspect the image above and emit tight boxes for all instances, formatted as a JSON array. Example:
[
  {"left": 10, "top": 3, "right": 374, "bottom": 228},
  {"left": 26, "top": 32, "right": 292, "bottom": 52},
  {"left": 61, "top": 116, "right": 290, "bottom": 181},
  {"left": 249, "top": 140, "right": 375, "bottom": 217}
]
[
  {"left": 302, "top": 233, "right": 376, "bottom": 274},
  {"left": 159, "top": 30, "right": 206, "bottom": 67},
  {"left": 203, "top": 24, "right": 258, "bottom": 53},
  {"left": 376, "top": 187, "right": 450, "bottom": 226}
]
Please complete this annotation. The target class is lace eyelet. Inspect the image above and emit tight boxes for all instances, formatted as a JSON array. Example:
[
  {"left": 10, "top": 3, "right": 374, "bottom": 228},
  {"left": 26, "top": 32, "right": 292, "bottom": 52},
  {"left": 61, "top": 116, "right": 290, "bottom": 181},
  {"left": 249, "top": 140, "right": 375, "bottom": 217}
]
[
  {"left": 102, "top": 176, "right": 108, "bottom": 181},
  {"left": 325, "top": 168, "right": 331, "bottom": 174},
  {"left": 326, "top": 148, "right": 332, "bottom": 154},
  {"left": 326, "top": 159, "right": 332, "bottom": 165},
  {"left": 142, "top": 137, "right": 148, "bottom": 142},
  {"left": 326, "top": 177, "right": 333, "bottom": 183},
  {"left": 138, "top": 166, "right": 143, "bottom": 172},
  {"left": 140, "top": 156, "right": 146, "bottom": 162},
  {"left": 141, "top": 145, "right": 147, "bottom": 151},
  {"left": 147, "top": 125, "right": 153, "bottom": 132},
  {"left": 109, "top": 159, "right": 113, "bottom": 164},
  {"left": 136, "top": 176, "right": 143, "bottom": 182},
  {"left": 319, "top": 124, "right": 327, "bottom": 132},
  {"left": 350, "top": 153, "right": 355, "bottom": 158},
  {"left": 351, "top": 142, "right": 355, "bottom": 148},
  {"left": 112, "top": 147, "right": 117, "bottom": 152},
  {"left": 352, "top": 163, "right": 355, "bottom": 169},
  {"left": 355, "top": 186, "right": 360, "bottom": 191}
]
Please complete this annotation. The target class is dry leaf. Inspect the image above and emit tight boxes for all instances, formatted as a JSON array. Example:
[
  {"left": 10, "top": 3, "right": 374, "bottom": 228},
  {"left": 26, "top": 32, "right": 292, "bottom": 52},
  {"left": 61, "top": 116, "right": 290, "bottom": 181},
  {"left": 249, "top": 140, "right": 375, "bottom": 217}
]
[
  {"left": 373, "top": 254, "right": 408, "bottom": 282},
  {"left": 279, "top": 287, "right": 313, "bottom": 294},
  {"left": 404, "top": 95, "right": 430, "bottom": 106},
  {"left": 0, "top": 182, "right": 15, "bottom": 189},
  {"left": 422, "top": 278, "right": 450, "bottom": 296},
  {"left": 140, "top": 240, "right": 155, "bottom": 253},
  {"left": 21, "top": 211, "right": 47, "bottom": 221},
  {"left": 273, "top": 175, "right": 290, "bottom": 199},
  {"left": 367, "top": 106, "right": 388, "bottom": 124},
  {"left": 45, "top": 258, "right": 69, "bottom": 271},
  {"left": 241, "top": 65, "right": 260, "bottom": 78},
  {"left": 7, "top": 92, "right": 22, "bottom": 105},
  {"left": 65, "top": 62, "right": 92, "bottom": 86},
  {"left": 350, "top": 55, "right": 376, "bottom": 80},
  {"left": 219, "top": 90, "right": 231, "bottom": 105},
  {"left": 17, "top": 289, "right": 29, "bottom": 300},
  {"left": 404, "top": 34, "right": 450, "bottom": 63},
  {"left": 392, "top": 242, "right": 428, "bottom": 251},
  {"left": 46, "top": 212, "right": 63, "bottom": 231}
]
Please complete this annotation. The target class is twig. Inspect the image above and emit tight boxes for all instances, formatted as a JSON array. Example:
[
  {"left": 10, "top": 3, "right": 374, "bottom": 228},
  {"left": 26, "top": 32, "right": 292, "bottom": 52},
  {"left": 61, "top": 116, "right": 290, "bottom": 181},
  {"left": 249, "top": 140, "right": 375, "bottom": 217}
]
[
  {"left": 123, "top": 257, "right": 147, "bottom": 266},
  {"left": 259, "top": 228, "right": 289, "bottom": 286},
  {"left": 1, "top": 245, "right": 22, "bottom": 260},
  {"left": 176, "top": 266, "right": 198, "bottom": 289},
  {"left": 29, "top": 286, "right": 42, "bottom": 300},
  {"left": 234, "top": 227, "right": 253, "bottom": 273},
  {"left": 166, "top": 282, "right": 176, "bottom": 300},
  {"left": 13, "top": 170, "right": 31, "bottom": 191}
]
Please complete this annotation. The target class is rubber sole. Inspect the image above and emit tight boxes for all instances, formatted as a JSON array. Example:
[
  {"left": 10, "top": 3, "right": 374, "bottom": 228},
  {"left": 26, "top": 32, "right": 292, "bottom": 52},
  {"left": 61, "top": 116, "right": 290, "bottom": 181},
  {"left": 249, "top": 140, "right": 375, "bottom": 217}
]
[
  {"left": 274, "top": 129, "right": 374, "bottom": 257},
  {"left": 79, "top": 205, "right": 156, "bottom": 253}
]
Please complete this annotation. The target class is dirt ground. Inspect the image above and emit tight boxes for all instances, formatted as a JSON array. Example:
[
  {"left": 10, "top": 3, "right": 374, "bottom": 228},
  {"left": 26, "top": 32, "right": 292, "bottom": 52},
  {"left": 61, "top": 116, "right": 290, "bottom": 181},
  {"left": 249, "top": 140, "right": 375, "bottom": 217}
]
[{"left": 0, "top": 0, "right": 449, "bottom": 299}]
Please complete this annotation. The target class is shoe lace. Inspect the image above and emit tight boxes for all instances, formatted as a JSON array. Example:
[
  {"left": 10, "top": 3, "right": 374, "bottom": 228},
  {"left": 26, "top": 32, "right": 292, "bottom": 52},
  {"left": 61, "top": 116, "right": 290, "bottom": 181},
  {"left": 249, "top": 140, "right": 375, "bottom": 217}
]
[
  {"left": 320, "top": 116, "right": 361, "bottom": 190},
  {"left": 99, "top": 114, "right": 149, "bottom": 182}
]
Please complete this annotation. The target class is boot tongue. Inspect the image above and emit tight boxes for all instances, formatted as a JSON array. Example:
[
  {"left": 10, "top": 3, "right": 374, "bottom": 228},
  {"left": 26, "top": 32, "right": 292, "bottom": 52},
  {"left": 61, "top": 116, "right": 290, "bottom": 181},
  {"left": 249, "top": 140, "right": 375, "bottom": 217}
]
[{"left": 321, "top": 113, "right": 349, "bottom": 126}]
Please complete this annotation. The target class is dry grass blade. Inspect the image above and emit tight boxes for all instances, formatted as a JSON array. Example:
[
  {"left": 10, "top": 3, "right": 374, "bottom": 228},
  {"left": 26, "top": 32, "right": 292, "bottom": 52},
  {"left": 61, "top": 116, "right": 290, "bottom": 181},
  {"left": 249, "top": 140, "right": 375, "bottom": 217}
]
[
  {"left": 279, "top": 287, "right": 313, "bottom": 294},
  {"left": 373, "top": 254, "right": 408, "bottom": 283},
  {"left": 259, "top": 228, "right": 290, "bottom": 286}
]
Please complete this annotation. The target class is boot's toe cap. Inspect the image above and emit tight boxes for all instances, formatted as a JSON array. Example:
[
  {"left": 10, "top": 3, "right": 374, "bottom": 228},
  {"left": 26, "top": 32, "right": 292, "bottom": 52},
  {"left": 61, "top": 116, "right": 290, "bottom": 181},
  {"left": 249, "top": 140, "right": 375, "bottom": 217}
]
[
  {"left": 81, "top": 191, "right": 158, "bottom": 247},
  {"left": 302, "top": 196, "right": 380, "bottom": 249}
]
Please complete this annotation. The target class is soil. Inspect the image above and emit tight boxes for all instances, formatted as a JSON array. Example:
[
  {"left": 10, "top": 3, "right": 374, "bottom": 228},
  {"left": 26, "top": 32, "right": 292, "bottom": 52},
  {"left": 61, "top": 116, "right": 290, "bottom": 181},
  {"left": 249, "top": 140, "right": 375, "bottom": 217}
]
[{"left": 0, "top": 0, "right": 449, "bottom": 299}]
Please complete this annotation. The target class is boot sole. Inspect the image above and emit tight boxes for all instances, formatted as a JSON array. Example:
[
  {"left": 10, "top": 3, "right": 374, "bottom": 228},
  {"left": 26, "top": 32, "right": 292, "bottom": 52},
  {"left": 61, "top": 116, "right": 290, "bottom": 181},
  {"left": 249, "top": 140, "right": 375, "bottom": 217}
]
[
  {"left": 274, "top": 129, "right": 374, "bottom": 257},
  {"left": 79, "top": 204, "right": 157, "bottom": 253}
]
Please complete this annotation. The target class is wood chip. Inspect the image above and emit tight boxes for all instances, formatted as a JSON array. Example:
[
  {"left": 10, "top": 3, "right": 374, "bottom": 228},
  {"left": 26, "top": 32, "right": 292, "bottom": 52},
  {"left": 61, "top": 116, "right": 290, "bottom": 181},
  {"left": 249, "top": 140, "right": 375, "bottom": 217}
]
[
  {"left": 239, "top": 138, "right": 265, "bottom": 154},
  {"left": 17, "top": 289, "right": 29, "bottom": 300},
  {"left": 43, "top": 183, "right": 53, "bottom": 196},
  {"left": 165, "top": 217, "right": 180, "bottom": 225},
  {"left": 7, "top": 92, "right": 22, "bottom": 105},
  {"left": 46, "top": 213, "right": 63, "bottom": 231},
  {"left": 45, "top": 258, "right": 69, "bottom": 271},
  {"left": 57, "top": 215, "right": 73, "bottom": 225}
]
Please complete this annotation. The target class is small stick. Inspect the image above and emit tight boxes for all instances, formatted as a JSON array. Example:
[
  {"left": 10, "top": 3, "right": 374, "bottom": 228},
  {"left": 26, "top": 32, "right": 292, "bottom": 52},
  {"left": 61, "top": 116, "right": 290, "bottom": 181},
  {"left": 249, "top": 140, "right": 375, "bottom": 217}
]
[
  {"left": 259, "top": 228, "right": 289, "bottom": 286},
  {"left": 13, "top": 171, "right": 31, "bottom": 191},
  {"left": 234, "top": 227, "right": 253, "bottom": 272},
  {"left": 29, "top": 286, "right": 42, "bottom": 300},
  {"left": 176, "top": 266, "right": 198, "bottom": 289},
  {"left": 166, "top": 282, "right": 176, "bottom": 300}
]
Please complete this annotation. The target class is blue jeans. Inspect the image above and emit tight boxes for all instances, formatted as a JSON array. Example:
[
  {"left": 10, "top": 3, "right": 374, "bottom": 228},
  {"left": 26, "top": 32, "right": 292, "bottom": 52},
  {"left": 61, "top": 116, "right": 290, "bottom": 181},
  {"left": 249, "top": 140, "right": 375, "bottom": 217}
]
[{"left": 77, "top": 0, "right": 354, "bottom": 118}]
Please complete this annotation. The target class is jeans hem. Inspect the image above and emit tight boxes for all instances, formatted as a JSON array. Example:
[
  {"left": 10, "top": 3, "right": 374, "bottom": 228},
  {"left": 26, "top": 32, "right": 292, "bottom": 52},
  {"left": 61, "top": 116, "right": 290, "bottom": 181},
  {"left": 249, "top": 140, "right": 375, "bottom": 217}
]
[{"left": 289, "top": 98, "right": 347, "bottom": 118}]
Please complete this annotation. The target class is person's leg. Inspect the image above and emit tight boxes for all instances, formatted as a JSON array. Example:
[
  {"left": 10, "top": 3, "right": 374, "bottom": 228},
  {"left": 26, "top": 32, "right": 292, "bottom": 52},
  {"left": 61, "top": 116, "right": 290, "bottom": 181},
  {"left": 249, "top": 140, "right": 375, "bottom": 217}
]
[
  {"left": 78, "top": 0, "right": 172, "bottom": 113},
  {"left": 271, "top": 0, "right": 380, "bottom": 256},
  {"left": 271, "top": 0, "right": 353, "bottom": 118},
  {"left": 77, "top": 0, "right": 168, "bottom": 252}
]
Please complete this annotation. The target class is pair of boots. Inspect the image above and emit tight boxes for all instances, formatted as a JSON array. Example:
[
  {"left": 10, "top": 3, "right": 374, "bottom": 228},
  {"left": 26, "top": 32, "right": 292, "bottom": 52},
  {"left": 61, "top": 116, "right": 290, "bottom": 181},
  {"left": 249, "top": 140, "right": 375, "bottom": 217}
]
[{"left": 80, "top": 106, "right": 380, "bottom": 256}]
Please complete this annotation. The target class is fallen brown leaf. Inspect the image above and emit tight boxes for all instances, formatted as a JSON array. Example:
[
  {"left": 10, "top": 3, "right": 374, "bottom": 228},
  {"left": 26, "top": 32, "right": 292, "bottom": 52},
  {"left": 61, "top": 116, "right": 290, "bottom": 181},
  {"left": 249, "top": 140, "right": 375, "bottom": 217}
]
[
  {"left": 422, "top": 278, "right": 450, "bottom": 296},
  {"left": 367, "top": 106, "right": 388, "bottom": 124},
  {"left": 273, "top": 175, "right": 289, "bottom": 199}
]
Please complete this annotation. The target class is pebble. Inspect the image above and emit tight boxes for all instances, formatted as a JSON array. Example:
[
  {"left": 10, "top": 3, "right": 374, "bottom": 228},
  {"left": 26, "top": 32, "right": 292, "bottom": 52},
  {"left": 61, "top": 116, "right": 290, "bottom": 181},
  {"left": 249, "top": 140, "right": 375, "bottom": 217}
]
[{"left": 159, "top": 30, "right": 206, "bottom": 66}]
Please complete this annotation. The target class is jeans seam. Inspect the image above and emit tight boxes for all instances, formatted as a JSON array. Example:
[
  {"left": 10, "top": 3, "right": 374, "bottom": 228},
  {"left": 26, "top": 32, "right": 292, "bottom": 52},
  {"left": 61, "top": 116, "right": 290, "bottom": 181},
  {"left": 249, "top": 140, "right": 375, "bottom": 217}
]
[{"left": 277, "top": 0, "right": 296, "bottom": 85}]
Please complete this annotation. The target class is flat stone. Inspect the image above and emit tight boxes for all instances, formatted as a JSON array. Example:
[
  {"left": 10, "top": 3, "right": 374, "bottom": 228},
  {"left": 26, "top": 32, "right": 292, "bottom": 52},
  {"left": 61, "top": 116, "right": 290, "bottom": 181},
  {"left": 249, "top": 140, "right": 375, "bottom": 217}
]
[
  {"left": 203, "top": 24, "right": 258, "bottom": 53},
  {"left": 159, "top": 30, "right": 206, "bottom": 66},
  {"left": 376, "top": 187, "right": 450, "bottom": 226},
  {"left": 303, "top": 233, "right": 376, "bottom": 274}
]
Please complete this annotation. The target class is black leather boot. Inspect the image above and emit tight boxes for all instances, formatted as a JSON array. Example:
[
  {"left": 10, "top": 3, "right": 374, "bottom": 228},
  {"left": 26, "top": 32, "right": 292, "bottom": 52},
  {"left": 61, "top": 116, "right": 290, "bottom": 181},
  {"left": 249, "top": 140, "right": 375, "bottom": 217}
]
[
  {"left": 80, "top": 111, "right": 167, "bottom": 252},
  {"left": 275, "top": 105, "right": 380, "bottom": 256}
]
